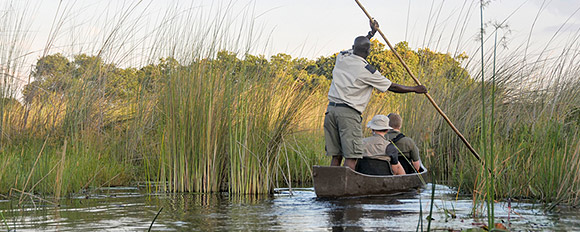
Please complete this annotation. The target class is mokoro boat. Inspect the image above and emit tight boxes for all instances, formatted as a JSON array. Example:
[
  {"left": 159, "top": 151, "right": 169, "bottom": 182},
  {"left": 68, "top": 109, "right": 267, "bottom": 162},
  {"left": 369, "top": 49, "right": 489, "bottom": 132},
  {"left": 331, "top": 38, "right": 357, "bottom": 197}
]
[{"left": 312, "top": 165, "right": 428, "bottom": 198}]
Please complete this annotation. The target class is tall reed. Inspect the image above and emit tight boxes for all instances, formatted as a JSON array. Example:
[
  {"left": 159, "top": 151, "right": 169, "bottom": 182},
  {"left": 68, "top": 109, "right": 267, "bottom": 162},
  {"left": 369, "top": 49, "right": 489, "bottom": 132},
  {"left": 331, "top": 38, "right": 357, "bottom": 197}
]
[
  {"left": 1, "top": 0, "right": 580, "bottom": 204},
  {"left": 154, "top": 52, "right": 318, "bottom": 193},
  {"left": 479, "top": 1, "right": 495, "bottom": 228},
  {"left": 0, "top": 0, "right": 151, "bottom": 196}
]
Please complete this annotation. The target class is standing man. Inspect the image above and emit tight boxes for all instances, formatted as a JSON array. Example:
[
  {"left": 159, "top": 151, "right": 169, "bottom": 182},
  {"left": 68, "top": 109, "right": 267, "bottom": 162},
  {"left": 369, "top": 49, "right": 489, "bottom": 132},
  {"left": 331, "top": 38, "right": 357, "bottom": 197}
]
[{"left": 324, "top": 19, "right": 427, "bottom": 170}]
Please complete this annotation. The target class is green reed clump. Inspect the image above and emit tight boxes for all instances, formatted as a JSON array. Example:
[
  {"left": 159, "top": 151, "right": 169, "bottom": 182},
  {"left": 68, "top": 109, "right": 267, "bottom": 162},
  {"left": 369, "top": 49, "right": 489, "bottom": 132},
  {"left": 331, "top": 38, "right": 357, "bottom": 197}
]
[
  {"left": 392, "top": 60, "right": 580, "bottom": 205},
  {"left": 2, "top": 0, "right": 580, "bottom": 203},
  {"left": 152, "top": 51, "right": 320, "bottom": 194},
  {"left": 1, "top": 31, "right": 324, "bottom": 197},
  {"left": 0, "top": 35, "right": 134, "bottom": 198},
  {"left": 302, "top": 31, "right": 580, "bottom": 205},
  {"left": 1, "top": 137, "right": 131, "bottom": 198}
]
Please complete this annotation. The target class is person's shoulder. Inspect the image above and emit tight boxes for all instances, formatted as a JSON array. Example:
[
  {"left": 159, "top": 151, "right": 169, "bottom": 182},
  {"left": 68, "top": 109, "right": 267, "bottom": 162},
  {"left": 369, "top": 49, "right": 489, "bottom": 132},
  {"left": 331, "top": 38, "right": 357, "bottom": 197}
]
[
  {"left": 362, "top": 136, "right": 374, "bottom": 143},
  {"left": 336, "top": 49, "right": 354, "bottom": 64},
  {"left": 363, "top": 135, "right": 378, "bottom": 140},
  {"left": 364, "top": 64, "right": 377, "bottom": 74},
  {"left": 363, "top": 135, "right": 384, "bottom": 143},
  {"left": 338, "top": 49, "right": 353, "bottom": 58},
  {"left": 400, "top": 136, "right": 417, "bottom": 145},
  {"left": 340, "top": 49, "right": 353, "bottom": 55},
  {"left": 386, "top": 131, "right": 400, "bottom": 139}
]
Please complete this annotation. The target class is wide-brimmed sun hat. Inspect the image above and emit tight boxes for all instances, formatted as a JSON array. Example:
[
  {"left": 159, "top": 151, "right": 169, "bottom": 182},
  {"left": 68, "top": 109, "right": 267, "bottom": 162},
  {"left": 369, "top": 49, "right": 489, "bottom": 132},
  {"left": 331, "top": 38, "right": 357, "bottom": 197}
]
[{"left": 366, "top": 114, "right": 393, "bottom": 130}]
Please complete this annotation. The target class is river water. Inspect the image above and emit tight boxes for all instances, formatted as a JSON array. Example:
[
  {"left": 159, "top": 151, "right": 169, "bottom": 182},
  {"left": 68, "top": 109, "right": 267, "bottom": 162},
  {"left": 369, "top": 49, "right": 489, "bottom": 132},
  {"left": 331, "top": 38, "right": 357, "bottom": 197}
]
[{"left": 1, "top": 184, "right": 579, "bottom": 231}]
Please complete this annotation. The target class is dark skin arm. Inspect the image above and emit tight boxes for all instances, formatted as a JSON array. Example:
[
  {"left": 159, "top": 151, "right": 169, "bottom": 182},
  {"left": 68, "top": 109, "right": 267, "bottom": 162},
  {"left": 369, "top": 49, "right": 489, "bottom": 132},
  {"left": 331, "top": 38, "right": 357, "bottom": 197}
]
[
  {"left": 388, "top": 83, "right": 427, "bottom": 94},
  {"left": 358, "top": 19, "right": 427, "bottom": 94},
  {"left": 364, "top": 19, "right": 427, "bottom": 95},
  {"left": 366, "top": 18, "right": 379, "bottom": 40}
]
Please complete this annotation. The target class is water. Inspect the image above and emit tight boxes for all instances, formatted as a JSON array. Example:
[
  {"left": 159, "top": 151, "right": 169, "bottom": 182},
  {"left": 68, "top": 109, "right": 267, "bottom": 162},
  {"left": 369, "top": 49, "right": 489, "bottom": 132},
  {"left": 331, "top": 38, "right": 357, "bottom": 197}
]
[{"left": 1, "top": 184, "right": 579, "bottom": 231}]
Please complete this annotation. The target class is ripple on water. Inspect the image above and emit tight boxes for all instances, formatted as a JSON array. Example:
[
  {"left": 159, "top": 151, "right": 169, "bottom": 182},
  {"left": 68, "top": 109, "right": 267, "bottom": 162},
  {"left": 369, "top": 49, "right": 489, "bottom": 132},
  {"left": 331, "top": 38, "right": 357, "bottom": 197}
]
[{"left": 0, "top": 185, "right": 579, "bottom": 231}]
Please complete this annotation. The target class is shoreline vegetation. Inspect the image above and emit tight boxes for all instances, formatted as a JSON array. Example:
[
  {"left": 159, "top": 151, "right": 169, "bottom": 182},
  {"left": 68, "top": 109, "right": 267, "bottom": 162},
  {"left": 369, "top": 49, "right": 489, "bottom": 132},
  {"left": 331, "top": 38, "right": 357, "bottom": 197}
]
[{"left": 1, "top": 1, "right": 580, "bottom": 207}]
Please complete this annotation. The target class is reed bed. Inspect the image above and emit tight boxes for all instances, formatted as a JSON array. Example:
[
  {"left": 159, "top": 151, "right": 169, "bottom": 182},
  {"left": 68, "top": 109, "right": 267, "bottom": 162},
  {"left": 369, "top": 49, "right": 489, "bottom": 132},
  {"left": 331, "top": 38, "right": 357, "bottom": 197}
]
[
  {"left": 0, "top": 0, "right": 579, "bottom": 207},
  {"left": 153, "top": 52, "right": 320, "bottom": 193},
  {"left": 0, "top": 0, "right": 326, "bottom": 196},
  {"left": 392, "top": 50, "right": 580, "bottom": 206},
  {"left": 299, "top": 32, "right": 580, "bottom": 206}
]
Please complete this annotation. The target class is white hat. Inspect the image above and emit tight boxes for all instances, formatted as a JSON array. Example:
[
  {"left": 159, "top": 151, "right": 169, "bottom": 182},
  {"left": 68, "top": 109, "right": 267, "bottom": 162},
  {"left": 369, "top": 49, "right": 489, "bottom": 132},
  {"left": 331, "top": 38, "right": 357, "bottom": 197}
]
[{"left": 366, "top": 115, "right": 393, "bottom": 130}]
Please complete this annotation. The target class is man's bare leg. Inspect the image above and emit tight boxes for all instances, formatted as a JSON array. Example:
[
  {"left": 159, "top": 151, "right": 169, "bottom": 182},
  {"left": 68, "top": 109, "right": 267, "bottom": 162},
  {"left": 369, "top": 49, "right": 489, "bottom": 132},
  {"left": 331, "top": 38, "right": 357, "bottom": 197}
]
[
  {"left": 331, "top": 156, "right": 343, "bottom": 166},
  {"left": 344, "top": 158, "right": 357, "bottom": 170}
]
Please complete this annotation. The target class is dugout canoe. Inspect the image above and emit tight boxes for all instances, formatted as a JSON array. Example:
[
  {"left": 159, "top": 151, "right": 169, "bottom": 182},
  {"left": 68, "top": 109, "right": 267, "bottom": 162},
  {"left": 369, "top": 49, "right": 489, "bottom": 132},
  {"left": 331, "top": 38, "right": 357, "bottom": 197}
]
[{"left": 312, "top": 165, "right": 428, "bottom": 198}]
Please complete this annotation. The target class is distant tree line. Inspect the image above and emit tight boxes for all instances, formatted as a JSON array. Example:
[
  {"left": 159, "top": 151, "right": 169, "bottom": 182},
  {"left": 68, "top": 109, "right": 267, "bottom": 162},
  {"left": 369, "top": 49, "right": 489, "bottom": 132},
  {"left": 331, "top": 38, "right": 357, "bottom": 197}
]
[{"left": 21, "top": 40, "right": 470, "bottom": 104}]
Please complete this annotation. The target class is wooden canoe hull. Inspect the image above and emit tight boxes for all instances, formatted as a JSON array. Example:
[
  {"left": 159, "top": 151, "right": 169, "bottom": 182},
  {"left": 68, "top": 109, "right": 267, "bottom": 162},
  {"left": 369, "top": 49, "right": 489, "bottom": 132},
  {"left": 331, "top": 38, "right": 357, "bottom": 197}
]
[{"left": 312, "top": 165, "right": 428, "bottom": 198}]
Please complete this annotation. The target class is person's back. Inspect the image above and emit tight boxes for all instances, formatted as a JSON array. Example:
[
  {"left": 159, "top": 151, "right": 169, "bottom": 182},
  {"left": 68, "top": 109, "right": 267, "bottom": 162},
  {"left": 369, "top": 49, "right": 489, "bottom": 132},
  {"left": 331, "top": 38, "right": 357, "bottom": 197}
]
[
  {"left": 386, "top": 113, "right": 422, "bottom": 173},
  {"left": 357, "top": 134, "right": 393, "bottom": 175},
  {"left": 355, "top": 115, "right": 406, "bottom": 175},
  {"left": 362, "top": 134, "right": 390, "bottom": 161}
]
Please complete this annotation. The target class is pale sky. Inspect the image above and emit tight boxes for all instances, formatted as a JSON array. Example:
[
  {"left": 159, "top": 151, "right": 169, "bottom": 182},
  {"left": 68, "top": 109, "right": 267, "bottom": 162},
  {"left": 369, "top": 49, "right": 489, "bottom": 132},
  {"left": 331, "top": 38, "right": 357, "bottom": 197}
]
[{"left": 3, "top": 0, "right": 580, "bottom": 96}]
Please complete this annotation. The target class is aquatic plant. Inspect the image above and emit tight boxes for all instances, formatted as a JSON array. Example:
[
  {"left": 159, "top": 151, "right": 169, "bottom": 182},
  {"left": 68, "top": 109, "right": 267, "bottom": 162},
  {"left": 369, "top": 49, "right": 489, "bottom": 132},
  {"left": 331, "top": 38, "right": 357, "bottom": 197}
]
[
  {"left": 154, "top": 53, "right": 319, "bottom": 193},
  {"left": 0, "top": 0, "right": 579, "bottom": 208},
  {"left": 0, "top": 0, "right": 324, "bottom": 195}
]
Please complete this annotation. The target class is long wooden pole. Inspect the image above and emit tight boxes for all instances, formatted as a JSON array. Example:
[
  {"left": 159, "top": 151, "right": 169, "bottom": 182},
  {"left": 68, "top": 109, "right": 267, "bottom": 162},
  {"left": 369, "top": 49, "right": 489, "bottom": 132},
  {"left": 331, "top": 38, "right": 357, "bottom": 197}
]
[{"left": 354, "top": 0, "right": 483, "bottom": 163}]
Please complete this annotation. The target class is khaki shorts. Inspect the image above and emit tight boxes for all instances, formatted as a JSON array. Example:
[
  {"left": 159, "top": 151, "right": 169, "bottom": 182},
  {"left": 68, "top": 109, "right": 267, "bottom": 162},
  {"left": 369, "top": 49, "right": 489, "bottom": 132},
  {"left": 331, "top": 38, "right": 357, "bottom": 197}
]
[{"left": 324, "top": 105, "right": 363, "bottom": 159}]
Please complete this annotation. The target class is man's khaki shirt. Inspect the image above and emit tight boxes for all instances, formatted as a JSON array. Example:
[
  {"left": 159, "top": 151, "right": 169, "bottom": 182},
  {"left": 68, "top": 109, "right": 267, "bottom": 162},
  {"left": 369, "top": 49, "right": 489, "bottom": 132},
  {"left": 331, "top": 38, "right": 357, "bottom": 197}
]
[
  {"left": 362, "top": 134, "right": 392, "bottom": 162},
  {"left": 328, "top": 49, "right": 392, "bottom": 113}
]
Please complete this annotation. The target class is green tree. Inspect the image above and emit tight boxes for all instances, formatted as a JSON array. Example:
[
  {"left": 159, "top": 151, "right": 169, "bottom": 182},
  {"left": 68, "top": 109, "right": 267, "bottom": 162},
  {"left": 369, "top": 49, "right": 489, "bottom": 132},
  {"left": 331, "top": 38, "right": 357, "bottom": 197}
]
[
  {"left": 306, "top": 54, "right": 336, "bottom": 80},
  {"left": 72, "top": 54, "right": 105, "bottom": 81},
  {"left": 241, "top": 54, "right": 269, "bottom": 79},
  {"left": 138, "top": 57, "right": 179, "bottom": 93},
  {"left": 23, "top": 53, "right": 152, "bottom": 103},
  {"left": 107, "top": 67, "right": 140, "bottom": 100},
  {"left": 22, "top": 53, "right": 72, "bottom": 103}
]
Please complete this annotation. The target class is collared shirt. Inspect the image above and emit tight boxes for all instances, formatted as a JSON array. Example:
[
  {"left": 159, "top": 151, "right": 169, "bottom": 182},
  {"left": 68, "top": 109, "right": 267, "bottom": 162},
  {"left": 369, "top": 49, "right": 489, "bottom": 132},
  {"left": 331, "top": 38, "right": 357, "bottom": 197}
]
[
  {"left": 362, "top": 134, "right": 391, "bottom": 162},
  {"left": 328, "top": 49, "right": 392, "bottom": 113},
  {"left": 386, "top": 130, "right": 420, "bottom": 161}
]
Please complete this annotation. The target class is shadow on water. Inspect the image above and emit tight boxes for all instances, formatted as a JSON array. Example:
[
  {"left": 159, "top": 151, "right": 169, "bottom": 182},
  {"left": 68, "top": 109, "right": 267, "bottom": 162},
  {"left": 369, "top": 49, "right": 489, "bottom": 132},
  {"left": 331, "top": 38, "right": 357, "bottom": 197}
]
[{"left": 1, "top": 184, "right": 579, "bottom": 231}]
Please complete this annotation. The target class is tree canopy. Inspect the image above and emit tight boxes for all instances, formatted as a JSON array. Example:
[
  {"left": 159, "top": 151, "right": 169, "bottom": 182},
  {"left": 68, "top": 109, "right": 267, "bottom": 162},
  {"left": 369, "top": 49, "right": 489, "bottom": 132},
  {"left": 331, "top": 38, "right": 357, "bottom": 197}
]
[{"left": 22, "top": 40, "right": 470, "bottom": 104}]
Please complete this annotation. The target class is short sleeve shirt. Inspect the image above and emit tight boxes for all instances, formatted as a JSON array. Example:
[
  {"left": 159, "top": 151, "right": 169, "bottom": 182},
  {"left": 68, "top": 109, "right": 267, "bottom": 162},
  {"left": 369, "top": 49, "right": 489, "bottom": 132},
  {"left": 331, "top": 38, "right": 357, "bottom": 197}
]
[
  {"left": 386, "top": 130, "right": 420, "bottom": 161},
  {"left": 328, "top": 49, "right": 392, "bottom": 113},
  {"left": 362, "top": 134, "right": 392, "bottom": 162}
]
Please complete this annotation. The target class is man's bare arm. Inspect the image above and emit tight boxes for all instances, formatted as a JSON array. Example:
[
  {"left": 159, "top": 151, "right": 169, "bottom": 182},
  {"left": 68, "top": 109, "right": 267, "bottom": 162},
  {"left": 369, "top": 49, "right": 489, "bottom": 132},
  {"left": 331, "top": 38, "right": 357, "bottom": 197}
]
[
  {"left": 388, "top": 83, "right": 427, "bottom": 94},
  {"left": 391, "top": 163, "right": 406, "bottom": 175},
  {"left": 412, "top": 160, "right": 421, "bottom": 172},
  {"left": 366, "top": 18, "right": 379, "bottom": 40}
]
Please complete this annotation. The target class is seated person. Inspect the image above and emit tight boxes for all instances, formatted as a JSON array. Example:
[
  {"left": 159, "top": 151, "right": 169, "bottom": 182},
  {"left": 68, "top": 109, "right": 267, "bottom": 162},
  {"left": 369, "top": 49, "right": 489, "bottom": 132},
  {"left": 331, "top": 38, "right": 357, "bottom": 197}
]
[
  {"left": 355, "top": 115, "right": 406, "bottom": 175},
  {"left": 386, "top": 113, "right": 422, "bottom": 173}
]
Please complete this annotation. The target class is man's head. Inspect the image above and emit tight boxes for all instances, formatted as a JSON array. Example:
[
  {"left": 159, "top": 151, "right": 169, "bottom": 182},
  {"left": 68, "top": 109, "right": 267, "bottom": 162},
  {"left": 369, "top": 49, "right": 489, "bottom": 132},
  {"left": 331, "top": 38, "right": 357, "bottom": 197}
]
[
  {"left": 367, "top": 114, "right": 393, "bottom": 134},
  {"left": 387, "top": 113, "right": 402, "bottom": 130},
  {"left": 352, "top": 36, "right": 371, "bottom": 59}
]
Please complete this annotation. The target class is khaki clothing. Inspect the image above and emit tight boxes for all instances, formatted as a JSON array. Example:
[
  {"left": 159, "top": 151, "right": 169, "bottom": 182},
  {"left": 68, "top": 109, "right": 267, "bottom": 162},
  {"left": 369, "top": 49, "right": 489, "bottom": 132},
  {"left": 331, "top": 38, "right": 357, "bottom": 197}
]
[
  {"left": 324, "top": 49, "right": 392, "bottom": 160},
  {"left": 386, "top": 130, "right": 420, "bottom": 162},
  {"left": 324, "top": 105, "right": 363, "bottom": 159},
  {"left": 356, "top": 134, "right": 399, "bottom": 176},
  {"left": 328, "top": 49, "right": 392, "bottom": 113},
  {"left": 362, "top": 134, "right": 392, "bottom": 162}
]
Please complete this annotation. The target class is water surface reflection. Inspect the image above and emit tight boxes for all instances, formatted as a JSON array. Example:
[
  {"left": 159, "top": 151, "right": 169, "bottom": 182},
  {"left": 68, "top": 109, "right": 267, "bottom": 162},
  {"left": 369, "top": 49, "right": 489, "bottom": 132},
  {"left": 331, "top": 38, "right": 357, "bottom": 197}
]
[{"left": 0, "top": 185, "right": 578, "bottom": 231}]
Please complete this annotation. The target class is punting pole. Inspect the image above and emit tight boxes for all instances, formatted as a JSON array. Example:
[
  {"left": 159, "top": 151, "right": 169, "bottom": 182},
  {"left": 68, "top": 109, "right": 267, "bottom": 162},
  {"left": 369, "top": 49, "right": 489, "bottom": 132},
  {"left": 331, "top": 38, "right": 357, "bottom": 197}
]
[{"left": 354, "top": 0, "right": 484, "bottom": 165}]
